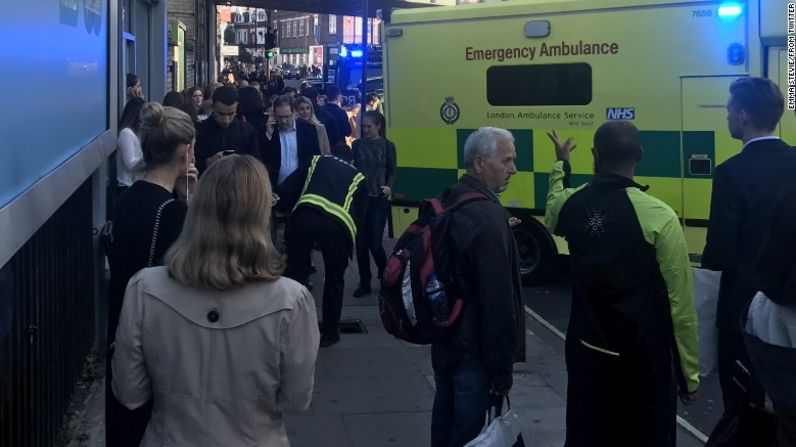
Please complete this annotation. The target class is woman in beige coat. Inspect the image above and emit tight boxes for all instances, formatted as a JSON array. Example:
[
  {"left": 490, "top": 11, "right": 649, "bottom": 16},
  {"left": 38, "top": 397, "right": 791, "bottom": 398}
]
[
  {"left": 112, "top": 155, "right": 319, "bottom": 446},
  {"left": 293, "top": 95, "right": 331, "bottom": 155}
]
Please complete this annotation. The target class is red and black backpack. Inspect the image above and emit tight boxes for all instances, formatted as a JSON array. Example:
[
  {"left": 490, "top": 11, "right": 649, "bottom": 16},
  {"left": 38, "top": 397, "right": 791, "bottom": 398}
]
[{"left": 379, "top": 192, "right": 486, "bottom": 345}]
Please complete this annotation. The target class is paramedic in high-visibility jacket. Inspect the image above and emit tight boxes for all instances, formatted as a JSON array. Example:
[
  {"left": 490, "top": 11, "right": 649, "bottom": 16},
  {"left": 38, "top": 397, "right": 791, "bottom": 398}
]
[
  {"left": 544, "top": 121, "right": 700, "bottom": 447},
  {"left": 276, "top": 144, "right": 368, "bottom": 348}
]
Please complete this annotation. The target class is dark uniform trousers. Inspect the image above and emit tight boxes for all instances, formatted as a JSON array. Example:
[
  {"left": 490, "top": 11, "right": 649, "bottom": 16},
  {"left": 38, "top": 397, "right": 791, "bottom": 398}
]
[{"left": 285, "top": 207, "right": 351, "bottom": 337}]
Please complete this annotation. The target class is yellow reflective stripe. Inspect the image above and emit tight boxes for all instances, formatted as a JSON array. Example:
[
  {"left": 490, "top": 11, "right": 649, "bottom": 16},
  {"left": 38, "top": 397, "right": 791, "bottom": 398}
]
[
  {"left": 344, "top": 173, "right": 365, "bottom": 211},
  {"left": 580, "top": 339, "right": 621, "bottom": 357},
  {"left": 299, "top": 155, "right": 321, "bottom": 198},
  {"left": 296, "top": 194, "right": 357, "bottom": 239}
]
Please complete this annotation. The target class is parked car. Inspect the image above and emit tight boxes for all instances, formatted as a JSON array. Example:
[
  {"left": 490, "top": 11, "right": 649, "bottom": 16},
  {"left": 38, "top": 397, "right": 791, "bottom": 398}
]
[{"left": 281, "top": 64, "right": 301, "bottom": 79}]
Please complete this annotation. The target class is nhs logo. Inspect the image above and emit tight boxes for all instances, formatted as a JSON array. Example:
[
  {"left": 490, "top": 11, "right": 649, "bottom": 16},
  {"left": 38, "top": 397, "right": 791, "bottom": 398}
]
[{"left": 606, "top": 107, "right": 636, "bottom": 120}]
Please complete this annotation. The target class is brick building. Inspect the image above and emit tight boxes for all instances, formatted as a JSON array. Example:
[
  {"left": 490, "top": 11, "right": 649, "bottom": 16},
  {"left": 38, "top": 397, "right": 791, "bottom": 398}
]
[
  {"left": 166, "top": 0, "right": 211, "bottom": 91},
  {"left": 271, "top": 11, "right": 382, "bottom": 67}
]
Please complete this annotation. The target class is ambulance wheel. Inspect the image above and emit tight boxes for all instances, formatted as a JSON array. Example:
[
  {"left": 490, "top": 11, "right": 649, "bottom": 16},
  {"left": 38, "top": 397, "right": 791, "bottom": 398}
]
[{"left": 512, "top": 213, "right": 558, "bottom": 286}]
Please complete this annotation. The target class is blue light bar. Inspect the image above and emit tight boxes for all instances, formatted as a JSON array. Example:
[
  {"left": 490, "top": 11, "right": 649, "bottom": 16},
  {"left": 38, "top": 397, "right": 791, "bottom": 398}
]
[
  {"left": 350, "top": 50, "right": 364, "bottom": 58},
  {"left": 340, "top": 45, "right": 348, "bottom": 58},
  {"left": 718, "top": 3, "right": 743, "bottom": 18}
]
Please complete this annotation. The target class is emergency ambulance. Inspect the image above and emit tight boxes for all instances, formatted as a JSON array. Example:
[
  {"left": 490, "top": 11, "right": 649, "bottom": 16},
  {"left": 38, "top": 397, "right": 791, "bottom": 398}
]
[{"left": 383, "top": 0, "right": 796, "bottom": 284}]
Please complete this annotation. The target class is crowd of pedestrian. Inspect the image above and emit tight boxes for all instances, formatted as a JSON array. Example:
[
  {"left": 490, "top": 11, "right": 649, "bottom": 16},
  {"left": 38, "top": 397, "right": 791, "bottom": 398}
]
[{"left": 105, "top": 73, "right": 795, "bottom": 447}]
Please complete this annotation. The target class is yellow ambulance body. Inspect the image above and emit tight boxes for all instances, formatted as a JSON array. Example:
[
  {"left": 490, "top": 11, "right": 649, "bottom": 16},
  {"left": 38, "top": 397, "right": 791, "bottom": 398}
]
[{"left": 383, "top": 0, "right": 795, "bottom": 283}]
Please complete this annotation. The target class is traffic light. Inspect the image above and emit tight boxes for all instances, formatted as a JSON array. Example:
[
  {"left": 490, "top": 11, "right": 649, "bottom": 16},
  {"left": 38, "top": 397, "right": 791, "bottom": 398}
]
[
  {"left": 264, "top": 32, "right": 277, "bottom": 50},
  {"left": 265, "top": 49, "right": 275, "bottom": 59}
]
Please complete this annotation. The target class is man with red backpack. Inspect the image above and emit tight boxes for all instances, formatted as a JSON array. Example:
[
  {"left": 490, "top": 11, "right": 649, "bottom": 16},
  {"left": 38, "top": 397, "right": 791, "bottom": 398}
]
[{"left": 430, "top": 127, "right": 526, "bottom": 447}]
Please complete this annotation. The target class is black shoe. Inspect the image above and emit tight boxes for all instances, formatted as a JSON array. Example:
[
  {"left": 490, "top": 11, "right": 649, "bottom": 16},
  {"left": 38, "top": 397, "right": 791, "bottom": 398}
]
[
  {"left": 319, "top": 333, "right": 340, "bottom": 348},
  {"left": 353, "top": 283, "right": 372, "bottom": 297}
]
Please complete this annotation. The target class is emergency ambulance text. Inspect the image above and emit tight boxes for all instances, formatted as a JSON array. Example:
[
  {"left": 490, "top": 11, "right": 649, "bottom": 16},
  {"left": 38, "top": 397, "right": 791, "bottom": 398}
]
[{"left": 465, "top": 40, "right": 619, "bottom": 62}]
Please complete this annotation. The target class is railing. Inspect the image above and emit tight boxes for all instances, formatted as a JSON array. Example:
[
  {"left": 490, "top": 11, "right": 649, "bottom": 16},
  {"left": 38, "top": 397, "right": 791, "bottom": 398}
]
[{"left": 0, "top": 179, "right": 96, "bottom": 446}]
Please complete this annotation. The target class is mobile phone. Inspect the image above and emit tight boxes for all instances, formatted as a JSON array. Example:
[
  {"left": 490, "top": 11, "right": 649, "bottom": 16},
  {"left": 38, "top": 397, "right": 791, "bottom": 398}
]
[{"left": 223, "top": 149, "right": 236, "bottom": 156}]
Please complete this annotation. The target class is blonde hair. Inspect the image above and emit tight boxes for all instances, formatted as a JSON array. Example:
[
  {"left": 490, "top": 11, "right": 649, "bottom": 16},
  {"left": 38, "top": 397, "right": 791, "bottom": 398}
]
[
  {"left": 292, "top": 95, "right": 321, "bottom": 126},
  {"left": 166, "top": 155, "right": 284, "bottom": 289},
  {"left": 140, "top": 102, "right": 195, "bottom": 168}
]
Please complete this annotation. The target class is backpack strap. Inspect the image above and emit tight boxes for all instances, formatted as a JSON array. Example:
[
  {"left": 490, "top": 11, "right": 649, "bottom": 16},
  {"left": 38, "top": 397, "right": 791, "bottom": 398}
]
[
  {"left": 417, "top": 192, "right": 487, "bottom": 287},
  {"left": 448, "top": 192, "right": 488, "bottom": 210},
  {"left": 427, "top": 198, "right": 445, "bottom": 216}
]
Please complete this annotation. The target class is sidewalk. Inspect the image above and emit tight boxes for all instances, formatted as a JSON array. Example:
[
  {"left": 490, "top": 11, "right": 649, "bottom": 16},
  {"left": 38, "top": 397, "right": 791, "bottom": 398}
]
[
  {"left": 64, "top": 252, "right": 704, "bottom": 446},
  {"left": 289, "top": 254, "right": 704, "bottom": 447},
  {"left": 284, "top": 302, "right": 568, "bottom": 447}
]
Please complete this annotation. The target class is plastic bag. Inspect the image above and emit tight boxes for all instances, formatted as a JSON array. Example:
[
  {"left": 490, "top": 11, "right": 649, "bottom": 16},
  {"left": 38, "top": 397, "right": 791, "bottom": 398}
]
[
  {"left": 693, "top": 268, "right": 721, "bottom": 377},
  {"left": 464, "top": 397, "right": 525, "bottom": 447}
]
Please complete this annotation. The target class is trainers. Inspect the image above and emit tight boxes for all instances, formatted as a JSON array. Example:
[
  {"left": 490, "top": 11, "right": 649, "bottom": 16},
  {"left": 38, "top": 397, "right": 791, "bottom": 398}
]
[
  {"left": 353, "top": 283, "right": 372, "bottom": 297},
  {"left": 320, "top": 333, "right": 340, "bottom": 348}
]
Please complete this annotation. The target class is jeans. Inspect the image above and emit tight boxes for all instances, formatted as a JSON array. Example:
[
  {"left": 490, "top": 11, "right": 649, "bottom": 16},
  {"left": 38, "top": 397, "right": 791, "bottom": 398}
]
[
  {"left": 356, "top": 196, "right": 389, "bottom": 283},
  {"left": 431, "top": 342, "right": 490, "bottom": 447}
]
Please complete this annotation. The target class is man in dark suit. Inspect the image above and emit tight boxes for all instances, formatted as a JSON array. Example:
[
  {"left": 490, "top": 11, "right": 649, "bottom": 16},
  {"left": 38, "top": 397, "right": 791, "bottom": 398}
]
[
  {"left": 321, "top": 86, "right": 352, "bottom": 146},
  {"left": 703, "top": 77, "right": 796, "bottom": 443},
  {"left": 260, "top": 95, "right": 321, "bottom": 188}
]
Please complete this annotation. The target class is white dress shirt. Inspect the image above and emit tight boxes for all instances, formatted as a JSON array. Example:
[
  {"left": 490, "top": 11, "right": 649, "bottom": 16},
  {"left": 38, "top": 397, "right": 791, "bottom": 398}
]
[
  {"left": 742, "top": 135, "right": 780, "bottom": 151},
  {"left": 278, "top": 120, "right": 299, "bottom": 185}
]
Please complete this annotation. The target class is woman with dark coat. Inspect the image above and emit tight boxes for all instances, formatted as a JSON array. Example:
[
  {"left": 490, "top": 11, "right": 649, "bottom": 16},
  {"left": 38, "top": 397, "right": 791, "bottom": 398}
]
[
  {"left": 106, "top": 103, "right": 197, "bottom": 447},
  {"left": 351, "top": 111, "right": 397, "bottom": 297}
]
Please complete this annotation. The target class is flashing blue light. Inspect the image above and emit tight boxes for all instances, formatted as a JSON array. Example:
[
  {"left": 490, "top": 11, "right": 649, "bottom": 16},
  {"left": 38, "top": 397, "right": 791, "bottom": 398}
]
[
  {"left": 350, "top": 50, "right": 364, "bottom": 58},
  {"left": 718, "top": 3, "right": 743, "bottom": 18},
  {"left": 340, "top": 45, "right": 348, "bottom": 58}
]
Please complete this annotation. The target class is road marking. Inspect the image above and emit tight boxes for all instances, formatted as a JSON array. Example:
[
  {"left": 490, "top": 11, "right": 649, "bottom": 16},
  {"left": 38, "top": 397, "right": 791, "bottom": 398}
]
[
  {"left": 523, "top": 305, "right": 567, "bottom": 340},
  {"left": 677, "top": 415, "right": 709, "bottom": 443},
  {"left": 523, "top": 304, "right": 709, "bottom": 444}
]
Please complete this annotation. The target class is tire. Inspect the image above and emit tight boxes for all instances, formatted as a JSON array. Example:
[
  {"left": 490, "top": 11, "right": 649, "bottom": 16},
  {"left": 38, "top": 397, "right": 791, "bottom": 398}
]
[{"left": 511, "top": 212, "right": 558, "bottom": 286}]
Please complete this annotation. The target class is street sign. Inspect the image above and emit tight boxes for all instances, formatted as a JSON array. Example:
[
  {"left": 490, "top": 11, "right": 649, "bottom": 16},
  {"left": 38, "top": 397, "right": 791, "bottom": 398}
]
[
  {"left": 280, "top": 47, "right": 308, "bottom": 55},
  {"left": 221, "top": 45, "right": 239, "bottom": 56}
]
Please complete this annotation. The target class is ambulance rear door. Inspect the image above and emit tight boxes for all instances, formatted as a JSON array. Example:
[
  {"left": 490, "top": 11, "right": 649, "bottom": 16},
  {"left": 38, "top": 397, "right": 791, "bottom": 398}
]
[{"left": 680, "top": 76, "right": 743, "bottom": 259}]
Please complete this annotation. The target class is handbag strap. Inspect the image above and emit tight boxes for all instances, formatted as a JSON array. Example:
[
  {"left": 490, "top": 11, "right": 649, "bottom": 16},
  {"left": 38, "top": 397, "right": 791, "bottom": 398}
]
[{"left": 147, "top": 199, "right": 176, "bottom": 267}]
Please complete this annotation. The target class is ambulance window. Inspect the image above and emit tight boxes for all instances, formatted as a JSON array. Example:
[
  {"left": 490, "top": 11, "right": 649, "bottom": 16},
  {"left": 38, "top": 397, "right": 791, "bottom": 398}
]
[{"left": 487, "top": 63, "right": 592, "bottom": 106}]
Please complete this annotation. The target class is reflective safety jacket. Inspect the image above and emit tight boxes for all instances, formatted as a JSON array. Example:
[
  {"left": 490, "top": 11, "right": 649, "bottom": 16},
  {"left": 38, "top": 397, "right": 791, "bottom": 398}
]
[
  {"left": 545, "top": 160, "right": 699, "bottom": 395},
  {"left": 276, "top": 155, "right": 367, "bottom": 242}
]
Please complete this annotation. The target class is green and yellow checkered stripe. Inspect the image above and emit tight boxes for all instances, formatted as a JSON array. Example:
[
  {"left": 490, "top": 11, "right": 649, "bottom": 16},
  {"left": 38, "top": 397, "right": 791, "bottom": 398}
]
[{"left": 390, "top": 127, "right": 738, "bottom": 222}]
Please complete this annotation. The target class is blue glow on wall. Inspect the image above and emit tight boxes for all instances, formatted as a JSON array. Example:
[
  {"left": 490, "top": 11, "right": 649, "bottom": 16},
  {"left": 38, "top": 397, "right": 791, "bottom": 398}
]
[{"left": 0, "top": 0, "right": 108, "bottom": 209}]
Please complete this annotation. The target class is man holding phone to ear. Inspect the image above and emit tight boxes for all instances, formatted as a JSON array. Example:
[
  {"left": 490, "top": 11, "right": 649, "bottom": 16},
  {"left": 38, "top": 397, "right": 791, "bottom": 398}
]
[
  {"left": 260, "top": 94, "right": 321, "bottom": 188},
  {"left": 195, "top": 86, "right": 261, "bottom": 173}
]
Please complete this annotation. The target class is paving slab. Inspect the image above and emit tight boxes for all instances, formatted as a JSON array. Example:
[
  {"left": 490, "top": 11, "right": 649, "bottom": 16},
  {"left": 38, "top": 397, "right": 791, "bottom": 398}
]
[
  {"left": 284, "top": 415, "right": 352, "bottom": 447},
  {"left": 320, "top": 346, "right": 433, "bottom": 378},
  {"left": 344, "top": 412, "right": 433, "bottom": 447},
  {"left": 311, "top": 375, "right": 436, "bottom": 415}
]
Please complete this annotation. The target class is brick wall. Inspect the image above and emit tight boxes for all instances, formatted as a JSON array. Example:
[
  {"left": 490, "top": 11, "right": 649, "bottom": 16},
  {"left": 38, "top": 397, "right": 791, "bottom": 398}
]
[{"left": 167, "top": 0, "right": 209, "bottom": 89}]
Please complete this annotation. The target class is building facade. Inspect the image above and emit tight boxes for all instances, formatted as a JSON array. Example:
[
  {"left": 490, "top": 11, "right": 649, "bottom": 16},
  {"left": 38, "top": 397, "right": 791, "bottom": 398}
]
[{"left": 167, "top": 0, "right": 212, "bottom": 91}]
